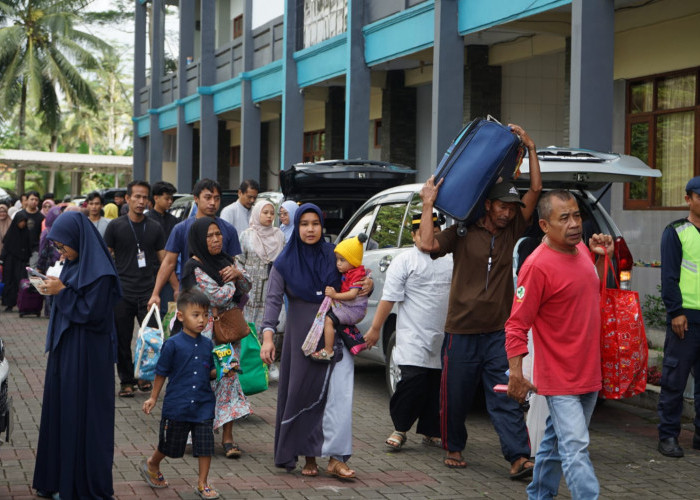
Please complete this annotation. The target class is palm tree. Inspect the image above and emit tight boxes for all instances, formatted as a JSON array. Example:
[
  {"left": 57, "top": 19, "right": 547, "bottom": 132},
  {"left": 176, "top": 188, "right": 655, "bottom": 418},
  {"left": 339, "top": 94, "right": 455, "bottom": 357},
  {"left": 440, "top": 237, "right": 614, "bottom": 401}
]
[{"left": 0, "top": 0, "right": 112, "bottom": 192}]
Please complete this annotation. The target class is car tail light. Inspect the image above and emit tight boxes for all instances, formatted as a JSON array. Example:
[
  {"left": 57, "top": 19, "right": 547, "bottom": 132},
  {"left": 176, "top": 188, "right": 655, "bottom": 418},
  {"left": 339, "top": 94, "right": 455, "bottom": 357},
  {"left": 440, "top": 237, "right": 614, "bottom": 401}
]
[{"left": 614, "top": 236, "right": 634, "bottom": 290}]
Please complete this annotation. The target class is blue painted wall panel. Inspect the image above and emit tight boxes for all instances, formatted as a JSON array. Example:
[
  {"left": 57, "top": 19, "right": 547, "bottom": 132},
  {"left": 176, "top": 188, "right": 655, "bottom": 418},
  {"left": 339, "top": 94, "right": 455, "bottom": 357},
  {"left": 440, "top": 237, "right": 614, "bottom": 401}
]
[
  {"left": 158, "top": 104, "right": 178, "bottom": 131},
  {"left": 182, "top": 95, "right": 200, "bottom": 124},
  {"left": 363, "top": 1, "right": 434, "bottom": 66},
  {"left": 458, "top": 0, "right": 571, "bottom": 34},
  {"left": 136, "top": 115, "right": 150, "bottom": 137},
  {"left": 294, "top": 34, "right": 348, "bottom": 87},
  {"left": 247, "top": 60, "right": 284, "bottom": 101},
  {"left": 213, "top": 79, "right": 242, "bottom": 113}
]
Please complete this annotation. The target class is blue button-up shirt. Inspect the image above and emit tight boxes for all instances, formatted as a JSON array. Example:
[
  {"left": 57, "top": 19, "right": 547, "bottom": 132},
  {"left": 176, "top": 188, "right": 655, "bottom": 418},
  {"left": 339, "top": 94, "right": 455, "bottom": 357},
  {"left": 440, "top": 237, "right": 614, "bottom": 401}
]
[{"left": 156, "top": 331, "right": 216, "bottom": 422}]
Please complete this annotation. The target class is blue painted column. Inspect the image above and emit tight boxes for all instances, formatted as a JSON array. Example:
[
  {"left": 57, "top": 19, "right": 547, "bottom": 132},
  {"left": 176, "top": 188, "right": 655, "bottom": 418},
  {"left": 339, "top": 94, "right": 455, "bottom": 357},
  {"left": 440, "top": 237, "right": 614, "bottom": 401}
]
[
  {"left": 569, "top": 0, "right": 614, "bottom": 152},
  {"left": 148, "top": 0, "right": 165, "bottom": 183},
  {"left": 132, "top": 0, "right": 147, "bottom": 181},
  {"left": 199, "top": 0, "right": 218, "bottom": 181},
  {"left": 176, "top": 0, "right": 195, "bottom": 193},
  {"left": 430, "top": 0, "right": 464, "bottom": 168},
  {"left": 240, "top": 0, "right": 261, "bottom": 186},
  {"left": 280, "top": 0, "right": 304, "bottom": 171},
  {"left": 344, "top": 0, "right": 370, "bottom": 159}
]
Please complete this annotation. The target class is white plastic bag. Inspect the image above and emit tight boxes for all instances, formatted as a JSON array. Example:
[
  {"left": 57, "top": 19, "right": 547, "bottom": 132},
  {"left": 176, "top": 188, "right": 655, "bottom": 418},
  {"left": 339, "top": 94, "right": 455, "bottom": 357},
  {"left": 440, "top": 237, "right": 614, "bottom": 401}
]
[{"left": 134, "top": 304, "right": 164, "bottom": 381}]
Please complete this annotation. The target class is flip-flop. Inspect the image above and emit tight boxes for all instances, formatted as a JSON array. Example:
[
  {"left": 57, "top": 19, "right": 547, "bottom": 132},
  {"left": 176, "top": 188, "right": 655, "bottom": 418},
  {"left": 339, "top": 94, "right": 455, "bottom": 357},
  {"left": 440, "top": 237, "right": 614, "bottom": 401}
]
[
  {"left": 509, "top": 459, "right": 535, "bottom": 480},
  {"left": 137, "top": 380, "right": 153, "bottom": 392},
  {"left": 119, "top": 385, "right": 135, "bottom": 398},
  {"left": 195, "top": 484, "right": 220, "bottom": 499},
  {"left": 223, "top": 442, "right": 242, "bottom": 459},
  {"left": 327, "top": 459, "right": 356, "bottom": 480},
  {"left": 444, "top": 456, "right": 467, "bottom": 469},
  {"left": 301, "top": 463, "right": 319, "bottom": 476},
  {"left": 140, "top": 460, "right": 168, "bottom": 488},
  {"left": 385, "top": 430, "right": 407, "bottom": 450},
  {"left": 422, "top": 436, "right": 442, "bottom": 448}
]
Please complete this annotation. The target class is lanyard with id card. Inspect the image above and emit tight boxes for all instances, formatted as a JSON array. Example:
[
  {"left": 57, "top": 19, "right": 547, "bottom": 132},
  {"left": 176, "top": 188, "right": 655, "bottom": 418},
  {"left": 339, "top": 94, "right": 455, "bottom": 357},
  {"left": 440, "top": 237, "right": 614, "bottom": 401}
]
[{"left": 128, "top": 218, "right": 148, "bottom": 269}]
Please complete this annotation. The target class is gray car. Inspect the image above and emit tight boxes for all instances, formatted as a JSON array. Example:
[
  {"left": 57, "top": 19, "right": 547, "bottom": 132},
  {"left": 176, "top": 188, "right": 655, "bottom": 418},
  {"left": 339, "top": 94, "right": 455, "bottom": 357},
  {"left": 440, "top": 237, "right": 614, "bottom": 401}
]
[{"left": 337, "top": 147, "right": 662, "bottom": 395}]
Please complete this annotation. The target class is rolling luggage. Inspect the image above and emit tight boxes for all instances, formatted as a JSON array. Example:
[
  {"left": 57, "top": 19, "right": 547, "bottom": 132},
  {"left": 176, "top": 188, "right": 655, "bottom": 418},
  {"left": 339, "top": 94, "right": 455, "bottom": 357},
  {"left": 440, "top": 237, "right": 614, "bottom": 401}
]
[
  {"left": 434, "top": 117, "right": 523, "bottom": 235},
  {"left": 18, "top": 279, "right": 44, "bottom": 318}
]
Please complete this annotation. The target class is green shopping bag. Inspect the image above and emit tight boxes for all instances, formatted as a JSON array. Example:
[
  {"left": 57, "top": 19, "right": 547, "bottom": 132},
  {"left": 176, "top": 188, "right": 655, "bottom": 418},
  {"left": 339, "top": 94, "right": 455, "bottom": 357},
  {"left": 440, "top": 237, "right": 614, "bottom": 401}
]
[{"left": 238, "top": 323, "right": 269, "bottom": 395}]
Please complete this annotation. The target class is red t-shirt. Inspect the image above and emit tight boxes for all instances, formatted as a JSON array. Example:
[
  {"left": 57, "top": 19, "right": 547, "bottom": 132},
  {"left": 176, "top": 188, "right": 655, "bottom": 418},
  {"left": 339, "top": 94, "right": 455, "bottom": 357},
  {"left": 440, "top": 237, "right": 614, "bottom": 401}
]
[
  {"left": 340, "top": 265, "right": 366, "bottom": 293},
  {"left": 505, "top": 242, "right": 602, "bottom": 396}
]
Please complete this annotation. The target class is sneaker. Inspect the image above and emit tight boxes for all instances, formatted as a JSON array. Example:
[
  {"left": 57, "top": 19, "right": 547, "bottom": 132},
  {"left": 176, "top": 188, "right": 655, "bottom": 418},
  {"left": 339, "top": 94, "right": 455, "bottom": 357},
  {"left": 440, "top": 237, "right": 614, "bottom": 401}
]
[{"left": 268, "top": 363, "right": 280, "bottom": 382}]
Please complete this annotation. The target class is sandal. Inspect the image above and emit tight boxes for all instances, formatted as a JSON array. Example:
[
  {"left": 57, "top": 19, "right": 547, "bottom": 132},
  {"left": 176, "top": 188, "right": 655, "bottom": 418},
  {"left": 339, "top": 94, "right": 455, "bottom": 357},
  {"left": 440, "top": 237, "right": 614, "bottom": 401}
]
[
  {"left": 310, "top": 349, "right": 334, "bottom": 363},
  {"left": 444, "top": 455, "right": 467, "bottom": 469},
  {"left": 223, "top": 442, "right": 242, "bottom": 459},
  {"left": 301, "top": 462, "right": 319, "bottom": 477},
  {"left": 119, "top": 384, "right": 135, "bottom": 398},
  {"left": 195, "top": 484, "right": 220, "bottom": 499},
  {"left": 137, "top": 380, "right": 153, "bottom": 392},
  {"left": 326, "top": 458, "right": 356, "bottom": 480},
  {"left": 385, "top": 430, "right": 407, "bottom": 450},
  {"left": 509, "top": 458, "right": 535, "bottom": 480},
  {"left": 422, "top": 436, "right": 442, "bottom": 448},
  {"left": 140, "top": 460, "right": 168, "bottom": 488}
]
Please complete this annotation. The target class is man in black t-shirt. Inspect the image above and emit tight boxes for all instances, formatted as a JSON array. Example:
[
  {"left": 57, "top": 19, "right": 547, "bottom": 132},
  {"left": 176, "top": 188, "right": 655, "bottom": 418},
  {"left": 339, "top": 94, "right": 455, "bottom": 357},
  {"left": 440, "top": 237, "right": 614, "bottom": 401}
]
[
  {"left": 104, "top": 181, "right": 170, "bottom": 398},
  {"left": 18, "top": 190, "right": 44, "bottom": 256},
  {"left": 146, "top": 181, "right": 179, "bottom": 315}
]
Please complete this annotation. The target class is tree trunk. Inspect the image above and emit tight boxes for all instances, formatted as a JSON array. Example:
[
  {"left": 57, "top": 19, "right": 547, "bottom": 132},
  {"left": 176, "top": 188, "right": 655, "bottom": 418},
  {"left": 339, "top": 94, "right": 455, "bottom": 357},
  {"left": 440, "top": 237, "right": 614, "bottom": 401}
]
[{"left": 15, "top": 81, "right": 27, "bottom": 194}]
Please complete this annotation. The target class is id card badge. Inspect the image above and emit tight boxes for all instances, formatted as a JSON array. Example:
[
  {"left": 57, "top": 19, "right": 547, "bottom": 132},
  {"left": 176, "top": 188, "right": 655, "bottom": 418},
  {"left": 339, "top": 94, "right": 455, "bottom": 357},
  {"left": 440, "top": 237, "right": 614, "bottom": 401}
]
[{"left": 137, "top": 250, "right": 147, "bottom": 268}]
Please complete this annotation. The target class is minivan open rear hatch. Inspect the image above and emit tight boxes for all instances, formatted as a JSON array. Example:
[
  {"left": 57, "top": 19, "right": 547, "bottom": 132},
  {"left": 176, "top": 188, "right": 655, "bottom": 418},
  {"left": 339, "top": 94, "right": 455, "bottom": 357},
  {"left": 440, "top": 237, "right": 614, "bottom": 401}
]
[{"left": 516, "top": 147, "right": 661, "bottom": 190}]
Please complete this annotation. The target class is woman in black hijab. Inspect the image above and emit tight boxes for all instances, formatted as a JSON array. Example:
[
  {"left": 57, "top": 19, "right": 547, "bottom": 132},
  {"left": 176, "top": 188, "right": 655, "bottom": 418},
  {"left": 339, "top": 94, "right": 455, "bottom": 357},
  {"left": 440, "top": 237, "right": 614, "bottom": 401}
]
[
  {"left": 1, "top": 212, "right": 32, "bottom": 311},
  {"left": 180, "top": 217, "right": 252, "bottom": 458}
]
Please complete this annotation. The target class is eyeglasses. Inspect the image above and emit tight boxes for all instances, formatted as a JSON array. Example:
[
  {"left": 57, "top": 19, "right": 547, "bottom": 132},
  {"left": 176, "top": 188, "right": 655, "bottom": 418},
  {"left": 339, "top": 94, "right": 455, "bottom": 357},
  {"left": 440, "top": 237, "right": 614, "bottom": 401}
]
[
  {"left": 53, "top": 242, "right": 67, "bottom": 253},
  {"left": 206, "top": 231, "right": 222, "bottom": 239}
]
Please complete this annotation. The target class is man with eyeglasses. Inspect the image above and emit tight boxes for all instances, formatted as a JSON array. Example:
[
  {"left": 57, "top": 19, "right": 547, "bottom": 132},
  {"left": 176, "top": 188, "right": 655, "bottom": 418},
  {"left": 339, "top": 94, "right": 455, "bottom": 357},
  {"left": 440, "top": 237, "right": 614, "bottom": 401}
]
[
  {"left": 147, "top": 179, "right": 242, "bottom": 311},
  {"left": 417, "top": 124, "right": 542, "bottom": 478},
  {"left": 104, "top": 180, "right": 170, "bottom": 398}
]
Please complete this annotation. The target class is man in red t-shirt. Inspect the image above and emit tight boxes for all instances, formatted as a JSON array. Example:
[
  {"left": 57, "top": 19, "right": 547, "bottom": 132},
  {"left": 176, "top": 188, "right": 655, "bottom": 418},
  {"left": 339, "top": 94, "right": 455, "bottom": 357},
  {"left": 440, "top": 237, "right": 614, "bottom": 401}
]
[{"left": 505, "top": 190, "right": 613, "bottom": 499}]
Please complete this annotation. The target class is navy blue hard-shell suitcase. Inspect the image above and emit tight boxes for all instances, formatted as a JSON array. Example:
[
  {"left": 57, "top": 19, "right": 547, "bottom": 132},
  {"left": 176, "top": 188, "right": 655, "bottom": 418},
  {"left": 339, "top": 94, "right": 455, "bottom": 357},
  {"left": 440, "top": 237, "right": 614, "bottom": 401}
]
[{"left": 434, "top": 117, "right": 523, "bottom": 235}]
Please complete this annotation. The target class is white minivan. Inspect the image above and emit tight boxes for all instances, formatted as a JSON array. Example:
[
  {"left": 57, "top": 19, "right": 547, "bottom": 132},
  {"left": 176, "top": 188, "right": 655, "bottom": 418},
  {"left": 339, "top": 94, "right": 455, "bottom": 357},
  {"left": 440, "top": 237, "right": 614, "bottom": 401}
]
[{"left": 336, "top": 147, "right": 661, "bottom": 395}]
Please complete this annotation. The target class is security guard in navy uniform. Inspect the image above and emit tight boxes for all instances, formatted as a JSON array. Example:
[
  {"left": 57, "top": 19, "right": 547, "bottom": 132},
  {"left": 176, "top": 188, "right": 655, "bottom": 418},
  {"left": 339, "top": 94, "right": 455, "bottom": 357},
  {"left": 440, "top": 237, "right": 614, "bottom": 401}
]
[{"left": 658, "top": 176, "right": 700, "bottom": 457}]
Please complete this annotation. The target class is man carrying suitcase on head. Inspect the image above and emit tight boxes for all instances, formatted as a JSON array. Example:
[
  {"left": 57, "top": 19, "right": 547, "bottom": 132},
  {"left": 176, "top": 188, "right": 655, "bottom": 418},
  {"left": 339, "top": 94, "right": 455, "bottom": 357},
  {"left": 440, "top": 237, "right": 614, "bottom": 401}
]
[{"left": 418, "top": 124, "right": 542, "bottom": 477}]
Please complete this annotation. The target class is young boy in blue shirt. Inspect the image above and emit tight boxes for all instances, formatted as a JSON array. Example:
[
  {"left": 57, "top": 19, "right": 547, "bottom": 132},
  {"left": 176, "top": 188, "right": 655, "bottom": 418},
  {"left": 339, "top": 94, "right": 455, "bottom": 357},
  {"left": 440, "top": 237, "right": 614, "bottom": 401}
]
[{"left": 141, "top": 288, "right": 220, "bottom": 499}]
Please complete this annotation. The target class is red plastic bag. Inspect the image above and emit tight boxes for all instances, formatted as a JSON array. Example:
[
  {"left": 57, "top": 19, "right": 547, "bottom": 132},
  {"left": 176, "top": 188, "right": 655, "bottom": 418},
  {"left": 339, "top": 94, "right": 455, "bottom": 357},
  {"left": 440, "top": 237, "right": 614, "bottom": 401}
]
[{"left": 600, "top": 254, "right": 648, "bottom": 399}]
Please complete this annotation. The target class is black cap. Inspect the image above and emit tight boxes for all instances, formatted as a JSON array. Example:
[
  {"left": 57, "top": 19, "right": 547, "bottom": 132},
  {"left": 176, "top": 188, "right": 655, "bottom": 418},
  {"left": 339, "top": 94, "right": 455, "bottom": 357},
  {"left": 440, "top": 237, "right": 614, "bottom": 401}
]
[{"left": 487, "top": 182, "right": 525, "bottom": 207}]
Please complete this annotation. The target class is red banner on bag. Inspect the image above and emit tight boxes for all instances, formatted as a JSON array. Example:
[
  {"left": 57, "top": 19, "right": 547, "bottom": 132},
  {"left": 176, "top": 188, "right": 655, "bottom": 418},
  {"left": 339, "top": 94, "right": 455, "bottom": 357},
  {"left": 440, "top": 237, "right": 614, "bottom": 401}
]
[{"left": 600, "top": 253, "right": 648, "bottom": 399}]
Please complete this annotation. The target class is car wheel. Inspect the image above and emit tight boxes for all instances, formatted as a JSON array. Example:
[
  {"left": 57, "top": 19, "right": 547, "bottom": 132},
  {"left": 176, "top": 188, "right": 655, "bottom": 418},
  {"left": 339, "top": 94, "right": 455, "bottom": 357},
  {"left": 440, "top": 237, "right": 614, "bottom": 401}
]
[{"left": 385, "top": 331, "right": 400, "bottom": 397}]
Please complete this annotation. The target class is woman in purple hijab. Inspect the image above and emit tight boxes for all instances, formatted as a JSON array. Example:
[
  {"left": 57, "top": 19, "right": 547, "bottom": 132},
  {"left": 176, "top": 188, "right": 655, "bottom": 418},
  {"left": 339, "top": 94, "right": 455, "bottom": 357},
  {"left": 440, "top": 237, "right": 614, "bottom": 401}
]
[{"left": 260, "top": 203, "right": 370, "bottom": 480}]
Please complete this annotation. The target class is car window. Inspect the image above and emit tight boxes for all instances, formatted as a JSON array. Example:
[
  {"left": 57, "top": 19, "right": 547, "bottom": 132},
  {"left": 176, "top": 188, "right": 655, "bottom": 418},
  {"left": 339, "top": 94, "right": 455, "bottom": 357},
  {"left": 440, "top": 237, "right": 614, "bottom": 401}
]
[
  {"left": 400, "top": 193, "right": 423, "bottom": 248},
  {"left": 369, "top": 202, "right": 409, "bottom": 250},
  {"left": 343, "top": 206, "right": 377, "bottom": 243}
]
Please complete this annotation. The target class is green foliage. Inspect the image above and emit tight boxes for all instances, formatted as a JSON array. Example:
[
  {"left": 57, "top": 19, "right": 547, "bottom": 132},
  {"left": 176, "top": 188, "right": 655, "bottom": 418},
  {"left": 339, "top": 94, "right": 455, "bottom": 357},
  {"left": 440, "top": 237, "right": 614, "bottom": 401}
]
[{"left": 642, "top": 284, "right": 667, "bottom": 329}]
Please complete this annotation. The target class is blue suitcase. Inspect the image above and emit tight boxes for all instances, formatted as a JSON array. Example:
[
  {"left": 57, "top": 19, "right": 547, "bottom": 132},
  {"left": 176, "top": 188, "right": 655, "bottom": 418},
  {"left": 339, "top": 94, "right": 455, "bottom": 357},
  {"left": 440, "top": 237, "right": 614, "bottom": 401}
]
[{"left": 434, "top": 117, "right": 523, "bottom": 234}]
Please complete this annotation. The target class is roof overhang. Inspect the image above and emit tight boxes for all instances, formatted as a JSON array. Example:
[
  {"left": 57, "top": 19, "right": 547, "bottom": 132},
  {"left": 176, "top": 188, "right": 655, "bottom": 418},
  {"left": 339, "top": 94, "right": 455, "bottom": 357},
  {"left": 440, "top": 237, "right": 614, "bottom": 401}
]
[{"left": 0, "top": 149, "right": 132, "bottom": 173}]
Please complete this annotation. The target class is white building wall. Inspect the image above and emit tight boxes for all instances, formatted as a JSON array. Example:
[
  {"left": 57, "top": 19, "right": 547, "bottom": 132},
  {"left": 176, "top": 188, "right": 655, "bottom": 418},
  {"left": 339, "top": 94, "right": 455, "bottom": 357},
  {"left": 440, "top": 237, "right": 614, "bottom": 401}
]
[{"left": 500, "top": 51, "right": 567, "bottom": 149}]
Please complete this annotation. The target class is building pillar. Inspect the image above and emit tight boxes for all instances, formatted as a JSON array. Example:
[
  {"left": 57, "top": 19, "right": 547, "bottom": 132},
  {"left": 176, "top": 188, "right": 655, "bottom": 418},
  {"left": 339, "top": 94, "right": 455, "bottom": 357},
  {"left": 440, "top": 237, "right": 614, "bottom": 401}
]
[
  {"left": 241, "top": 0, "right": 261, "bottom": 185},
  {"left": 176, "top": 0, "right": 195, "bottom": 193},
  {"left": 199, "top": 0, "right": 218, "bottom": 180},
  {"left": 344, "top": 0, "right": 370, "bottom": 159},
  {"left": 325, "top": 86, "right": 345, "bottom": 159},
  {"left": 281, "top": 0, "right": 304, "bottom": 171},
  {"left": 464, "top": 45, "right": 501, "bottom": 122},
  {"left": 569, "top": 0, "right": 614, "bottom": 152},
  {"left": 430, "top": 0, "right": 464, "bottom": 166},
  {"left": 381, "top": 71, "right": 416, "bottom": 168},
  {"left": 148, "top": 0, "right": 165, "bottom": 183},
  {"left": 132, "top": 0, "right": 147, "bottom": 181}
]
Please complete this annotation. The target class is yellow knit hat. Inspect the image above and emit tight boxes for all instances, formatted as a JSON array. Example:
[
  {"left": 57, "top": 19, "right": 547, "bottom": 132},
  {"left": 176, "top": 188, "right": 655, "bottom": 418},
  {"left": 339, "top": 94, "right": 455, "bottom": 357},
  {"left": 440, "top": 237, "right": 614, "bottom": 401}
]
[{"left": 334, "top": 233, "right": 368, "bottom": 268}]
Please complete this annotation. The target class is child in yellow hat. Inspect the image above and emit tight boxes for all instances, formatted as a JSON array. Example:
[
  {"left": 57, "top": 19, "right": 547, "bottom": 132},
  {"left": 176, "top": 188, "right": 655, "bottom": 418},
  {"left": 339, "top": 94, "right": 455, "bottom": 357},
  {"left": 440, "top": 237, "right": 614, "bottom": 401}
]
[{"left": 310, "top": 233, "right": 369, "bottom": 362}]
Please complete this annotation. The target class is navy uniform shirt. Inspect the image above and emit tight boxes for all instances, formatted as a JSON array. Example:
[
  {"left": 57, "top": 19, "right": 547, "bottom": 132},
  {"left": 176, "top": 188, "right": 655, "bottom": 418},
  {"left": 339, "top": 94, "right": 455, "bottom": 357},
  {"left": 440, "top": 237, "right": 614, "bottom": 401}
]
[
  {"left": 661, "top": 218, "right": 700, "bottom": 324},
  {"left": 155, "top": 331, "right": 216, "bottom": 422}
]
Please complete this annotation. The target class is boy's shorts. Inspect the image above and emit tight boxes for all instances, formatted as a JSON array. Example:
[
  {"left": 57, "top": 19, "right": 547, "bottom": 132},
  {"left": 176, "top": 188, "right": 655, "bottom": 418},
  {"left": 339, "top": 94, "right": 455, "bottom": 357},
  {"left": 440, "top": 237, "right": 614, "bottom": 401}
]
[{"left": 158, "top": 417, "right": 214, "bottom": 458}]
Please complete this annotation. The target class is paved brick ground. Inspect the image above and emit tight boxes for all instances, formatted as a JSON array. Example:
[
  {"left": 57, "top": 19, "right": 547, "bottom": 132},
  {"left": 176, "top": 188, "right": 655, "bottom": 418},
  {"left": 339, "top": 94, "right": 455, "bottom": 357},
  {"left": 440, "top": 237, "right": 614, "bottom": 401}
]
[{"left": 3, "top": 311, "right": 700, "bottom": 499}]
